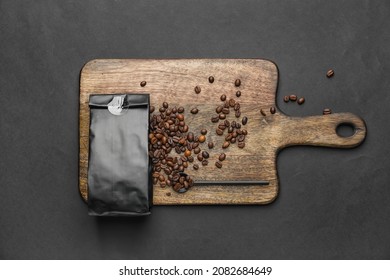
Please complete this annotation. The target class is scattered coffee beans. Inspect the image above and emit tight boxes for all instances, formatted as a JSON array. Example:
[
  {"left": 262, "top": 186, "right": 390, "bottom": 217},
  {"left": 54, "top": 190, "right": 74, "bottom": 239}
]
[
  {"left": 270, "top": 107, "right": 276, "bottom": 114},
  {"left": 235, "top": 79, "right": 241, "bottom": 87},
  {"left": 283, "top": 96, "right": 289, "bottom": 102},
  {"left": 140, "top": 81, "right": 147, "bottom": 87},
  {"left": 208, "top": 76, "right": 214, "bottom": 83},
  {"left": 219, "top": 153, "right": 226, "bottom": 161},
  {"left": 208, "top": 142, "right": 214, "bottom": 149},
  {"left": 198, "top": 135, "right": 206, "bottom": 143},
  {"left": 215, "top": 161, "right": 222, "bottom": 168},
  {"left": 222, "top": 141, "right": 230, "bottom": 149},
  {"left": 242, "top": 117, "right": 248, "bottom": 125},
  {"left": 236, "top": 91, "right": 241, "bottom": 97},
  {"left": 220, "top": 94, "right": 227, "bottom": 101},
  {"left": 200, "top": 129, "right": 207, "bottom": 135}
]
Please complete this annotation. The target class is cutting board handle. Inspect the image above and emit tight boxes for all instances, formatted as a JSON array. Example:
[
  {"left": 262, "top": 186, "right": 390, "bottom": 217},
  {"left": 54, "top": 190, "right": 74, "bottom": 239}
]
[{"left": 279, "top": 113, "right": 366, "bottom": 148}]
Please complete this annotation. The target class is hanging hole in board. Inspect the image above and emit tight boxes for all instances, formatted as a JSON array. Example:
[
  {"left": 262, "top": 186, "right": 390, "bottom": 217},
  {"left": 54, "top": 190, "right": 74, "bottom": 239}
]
[{"left": 336, "top": 122, "right": 356, "bottom": 138}]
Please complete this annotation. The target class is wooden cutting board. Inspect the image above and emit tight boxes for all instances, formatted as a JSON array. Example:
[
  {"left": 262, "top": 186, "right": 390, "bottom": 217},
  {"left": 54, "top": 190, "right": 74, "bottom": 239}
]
[{"left": 79, "top": 59, "right": 366, "bottom": 205}]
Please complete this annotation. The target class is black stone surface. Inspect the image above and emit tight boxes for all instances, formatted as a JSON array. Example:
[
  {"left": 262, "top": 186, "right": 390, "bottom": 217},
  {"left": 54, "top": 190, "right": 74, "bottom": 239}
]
[{"left": 1, "top": 0, "right": 389, "bottom": 259}]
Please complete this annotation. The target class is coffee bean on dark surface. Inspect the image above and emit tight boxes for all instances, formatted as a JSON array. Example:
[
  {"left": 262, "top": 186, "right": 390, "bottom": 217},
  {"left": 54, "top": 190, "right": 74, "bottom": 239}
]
[
  {"left": 260, "top": 109, "right": 266, "bottom": 116},
  {"left": 323, "top": 108, "right": 332, "bottom": 115},
  {"left": 242, "top": 116, "right": 248, "bottom": 125},
  {"left": 219, "top": 153, "right": 226, "bottom": 161},
  {"left": 326, "top": 69, "right": 334, "bottom": 78},
  {"left": 289, "top": 95, "right": 297, "bottom": 101},
  {"left": 297, "top": 97, "right": 305, "bottom": 105},
  {"left": 236, "top": 91, "right": 241, "bottom": 97},
  {"left": 201, "top": 129, "right": 207, "bottom": 135},
  {"left": 222, "top": 141, "right": 230, "bottom": 149},
  {"left": 283, "top": 96, "right": 289, "bottom": 102},
  {"left": 220, "top": 94, "right": 227, "bottom": 101},
  {"left": 194, "top": 86, "right": 201, "bottom": 94},
  {"left": 215, "top": 161, "right": 222, "bottom": 168},
  {"left": 208, "top": 76, "right": 214, "bottom": 83},
  {"left": 270, "top": 107, "right": 276, "bottom": 114},
  {"left": 235, "top": 79, "right": 241, "bottom": 87},
  {"left": 140, "top": 81, "right": 147, "bottom": 87},
  {"left": 190, "top": 108, "right": 199, "bottom": 114},
  {"left": 208, "top": 142, "right": 214, "bottom": 149}
]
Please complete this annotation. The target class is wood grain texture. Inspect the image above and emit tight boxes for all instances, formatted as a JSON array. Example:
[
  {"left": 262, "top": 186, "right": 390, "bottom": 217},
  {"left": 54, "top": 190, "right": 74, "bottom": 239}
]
[{"left": 79, "top": 59, "right": 366, "bottom": 205}]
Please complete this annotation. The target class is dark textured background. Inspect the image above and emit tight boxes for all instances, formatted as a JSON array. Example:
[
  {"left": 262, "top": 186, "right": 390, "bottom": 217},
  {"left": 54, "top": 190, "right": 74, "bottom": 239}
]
[{"left": 1, "top": 0, "right": 389, "bottom": 259}]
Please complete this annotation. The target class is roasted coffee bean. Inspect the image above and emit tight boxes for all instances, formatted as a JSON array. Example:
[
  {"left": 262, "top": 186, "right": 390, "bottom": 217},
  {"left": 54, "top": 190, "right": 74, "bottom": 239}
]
[
  {"left": 197, "top": 154, "right": 203, "bottom": 161},
  {"left": 183, "top": 162, "right": 188, "bottom": 168},
  {"left": 198, "top": 135, "right": 206, "bottom": 143},
  {"left": 202, "top": 159, "right": 208, "bottom": 166},
  {"left": 222, "top": 108, "right": 230, "bottom": 114},
  {"left": 222, "top": 141, "right": 230, "bottom": 149},
  {"left": 289, "top": 95, "right": 297, "bottom": 101},
  {"left": 238, "top": 135, "right": 245, "bottom": 142},
  {"left": 193, "top": 164, "right": 199, "bottom": 170},
  {"left": 235, "top": 79, "right": 241, "bottom": 87},
  {"left": 235, "top": 111, "right": 241, "bottom": 118},
  {"left": 297, "top": 97, "right": 305, "bottom": 105},
  {"left": 201, "top": 129, "right": 207, "bottom": 135},
  {"left": 159, "top": 107, "right": 166, "bottom": 113},
  {"left": 216, "top": 106, "right": 223, "bottom": 114},
  {"left": 179, "top": 121, "right": 185, "bottom": 127},
  {"left": 234, "top": 103, "right": 240, "bottom": 111},
  {"left": 177, "top": 114, "right": 184, "bottom": 121},
  {"left": 242, "top": 129, "right": 248, "bottom": 135},
  {"left": 326, "top": 69, "right": 334, "bottom": 78},
  {"left": 232, "top": 131, "right": 238, "bottom": 138},
  {"left": 164, "top": 168, "right": 172, "bottom": 175},
  {"left": 194, "top": 147, "right": 201, "bottom": 154},
  {"left": 211, "top": 116, "right": 220, "bottom": 123},
  {"left": 165, "top": 108, "right": 172, "bottom": 115},
  {"left": 184, "top": 150, "right": 191, "bottom": 157},
  {"left": 236, "top": 129, "right": 242, "bottom": 135},
  {"left": 158, "top": 175, "right": 165, "bottom": 182},
  {"left": 242, "top": 117, "right": 248, "bottom": 125},
  {"left": 173, "top": 183, "right": 182, "bottom": 192},
  {"left": 218, "top": 123, "right": 226, "bottom": 130},
  {"left": 178, "top": 107, "right": 185, "bottom": 113},
  {"left": 215, "top": 161, "right": 222, "bottom": 168},
  {"left": 153, "top": 172, "right": 160, "bottom": 178},
  {"left": 220, "top": 94, "right": 227, "bottom": 101},
  {"left": 270, "top": 107, "right": 276, "bottom": 114},
  {"left": 236, "top": 91, "right": 241, "bottom": 97},
  {"left": 187, "top": 132, "right": 194, "bottom": 142},
  {"left": 229, "top": 98, "right": 236, "bottom": 107},
  {"left": 150, "top": 106, "right": 155, "bottom": 113},
  {"left": 228, "top": 126, "right": 234, "bottom": 133},
  {"left": 140, "top": 81, "right": 147, "bottom": 87},
  {"left": 202, "top": 151, "right": 209, "bottom": 159},
  {"left": 238, "top": 142, "right": 245, "bottom": 149},
  {"left": 172, "top": 107, "right": 177, "bottom": 114},
  {"left": 323, "top": 108, "right": 332, "bottom": 115},
  {"left": 224, "top": 120, "right": 230, "bottom": 127},
  {"left": 225, "top": 134, "right": 233, "bottom": 141},
  {"left": 224, "top": 101, "right": 230, "bottom": 108},
  {"left": 160, "top": 181, "right": 166, "bottom": 188},
  {"left": 151, "top": 137, "right": 158, "bottom": 144},
  {"left": 208, "top": 142, "right": 214, "bottom": 149},
  {"left": 219, "top": 153, "right": 226, "bottom": 161},
  {"left": 230, "top": 137, "right": 236, "bottom": 143},
  {"left": 194, "top": 86, "right": 201, "bottom": 94},
  {"left": 190, "top": 108, "right": 199, "bottom": 114},
  {"left": 219, "top": 114, "right": 226, "bottom": 120},
  {"left": 231, "top": 121, "right": 236, "bottom": 127},
  {"left": 260, "top": 109, "right": 266, "bottom": 116},
  {"left": 166, "top": 192, "right": 171, "bottom": 196},
  {"left": 163, "top": 102, "right": 168, "bottom": 108},
  {"left": 283, "top": 96, "right": 289, "bottom": 102},
  {"left": 216, "top": 128, "right": 224, "bottom": 135},
  {"left": 208, "top": 76, "right": 214, "bottom": 83},
  {"left": 188, "top": 156, "right": 194, "bottom": 162}
]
